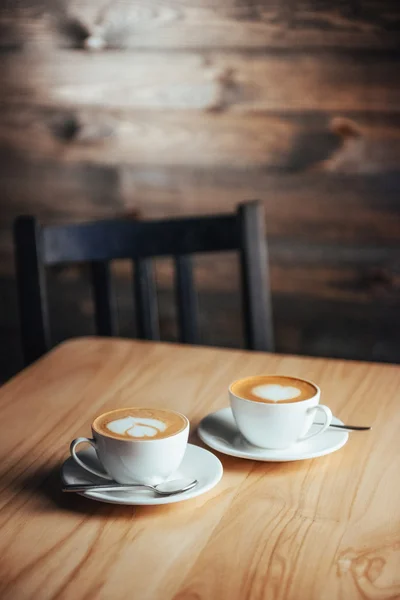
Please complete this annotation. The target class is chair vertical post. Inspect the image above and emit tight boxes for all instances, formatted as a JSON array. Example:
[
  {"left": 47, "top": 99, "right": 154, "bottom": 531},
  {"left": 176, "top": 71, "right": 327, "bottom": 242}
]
[
  {"left": 134, "top": 258, "right": 160, "bottom": 340},
  {"left": 238, "top": 201, "right": 274, "bottom": 352},
  {"left": 14, "top": 216, "right": 51, "bottom": 365},
  {"left": 90, "top": 261, "right": 117, "bottom": 336},
  {"left": 174, "top": 255, "right": 200, "bottom": 344}
]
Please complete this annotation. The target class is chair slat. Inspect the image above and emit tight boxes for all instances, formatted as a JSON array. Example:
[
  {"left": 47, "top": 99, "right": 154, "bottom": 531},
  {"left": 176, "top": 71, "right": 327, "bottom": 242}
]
[
  {"left": 90, "top": 261, "right": 117, "bottom": 336},
  {"left": 134, "top": 259, "right": 160, "bottom": 340},
  {"left": 175, "top": 255, "right": 200, "bottom": 344},
  {"left": 238, "top": 201, "right": 274, "bottom": 352},
  {"left": 43, "top": 215, "right": 238, "bottom": 264},
  {"left": 14, "top": 216, "right": 51, "bottom": 365}
]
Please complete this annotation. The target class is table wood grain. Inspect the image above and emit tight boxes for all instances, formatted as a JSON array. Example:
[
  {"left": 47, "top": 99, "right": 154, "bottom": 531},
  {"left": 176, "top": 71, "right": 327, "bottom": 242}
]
[{"left": 0, "top": 338, "right": 399, "bottom": 600}]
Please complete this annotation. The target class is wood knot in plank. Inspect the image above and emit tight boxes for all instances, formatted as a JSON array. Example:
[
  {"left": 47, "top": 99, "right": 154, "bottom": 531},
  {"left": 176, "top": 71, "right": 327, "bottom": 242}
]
[
  {"left": 49, "top": 114, "right": 114, "bottom": 144},
  {"left": 206, "top": 67, "right": 241, "bottom": 113}
]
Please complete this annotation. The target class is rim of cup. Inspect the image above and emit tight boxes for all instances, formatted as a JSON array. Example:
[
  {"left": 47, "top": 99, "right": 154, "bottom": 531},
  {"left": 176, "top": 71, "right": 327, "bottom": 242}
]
[{"left": 229, "top": 375, "right": 320, "bottom": 404}]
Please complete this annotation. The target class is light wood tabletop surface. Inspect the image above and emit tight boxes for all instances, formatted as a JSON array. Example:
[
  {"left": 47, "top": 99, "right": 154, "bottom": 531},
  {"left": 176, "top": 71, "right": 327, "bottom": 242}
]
[{"left": 0, "top": 338, "right": 399, "bottom": 600}]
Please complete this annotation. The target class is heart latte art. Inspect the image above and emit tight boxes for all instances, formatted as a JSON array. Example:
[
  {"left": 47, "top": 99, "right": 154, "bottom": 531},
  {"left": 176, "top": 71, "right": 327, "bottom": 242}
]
[
  {"left": 93, "top": 408, "right": 187, "bottom": 441},
  {"left": 230, "top": 376, "right": 317, "bottom": 404},
  {"left": 252, "top": 384, "right": 302, "bottom": 402},
  {"left": 106, "top": 416, "right": 168, "bottom": 438}
]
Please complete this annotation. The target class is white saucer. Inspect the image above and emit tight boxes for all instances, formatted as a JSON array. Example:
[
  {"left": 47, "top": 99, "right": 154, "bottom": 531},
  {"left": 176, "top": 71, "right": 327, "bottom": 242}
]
[
  {"left": 61, "top": 443, "right": 223, "bottom": 505},
  {"left": 198, "top": 408, "right": 349, "bottom": 462}
]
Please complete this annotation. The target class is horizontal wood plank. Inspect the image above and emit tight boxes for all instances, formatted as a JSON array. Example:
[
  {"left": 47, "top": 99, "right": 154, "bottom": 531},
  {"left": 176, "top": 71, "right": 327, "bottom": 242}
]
[
  {"left": 0, "top": 106, "right": 296, "bottom": 168},
  {"left": 1, "top": 0, "right": 399, "bottom": 50},
  {"left": 0, "top": 151, "right": 122, "bottom": 223},
  {"left": 2, "top": 51, "right": 400, "bottom": 113},
  {"left": 0, "top": 106, "right": 399, "bottom": 173},
  {"left": 120, "top": 167, "right": 400, "bottom": 242},
  {"left": 150, "top": 248, "right": 400, "bottom": 304},
  {"left": 1, "top": 157, "right": 399, "bottom": 278}
]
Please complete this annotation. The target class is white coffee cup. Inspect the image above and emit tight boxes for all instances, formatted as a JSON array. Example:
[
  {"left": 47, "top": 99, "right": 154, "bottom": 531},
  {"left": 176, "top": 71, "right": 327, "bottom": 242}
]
[
  {"left": 229, "top": 376, "right": 332, "bottom": 449},
  {"left": 70, "top": 408, "right": 190, "bottom": 484}
]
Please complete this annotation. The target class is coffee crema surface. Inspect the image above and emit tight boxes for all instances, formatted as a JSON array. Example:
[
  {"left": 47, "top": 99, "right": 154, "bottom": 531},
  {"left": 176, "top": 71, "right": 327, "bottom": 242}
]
[
  {"left": 93, "top": 408, "right": 187, "bottom": 441},
  {"left": 230, "top": 375, "right": 317, "bottom": 404}
]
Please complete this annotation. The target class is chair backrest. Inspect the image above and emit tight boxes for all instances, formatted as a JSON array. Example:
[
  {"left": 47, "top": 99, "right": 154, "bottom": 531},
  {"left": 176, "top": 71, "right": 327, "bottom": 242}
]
[{"left": 14, "top": 201, "right": 274, "bottom": 366}]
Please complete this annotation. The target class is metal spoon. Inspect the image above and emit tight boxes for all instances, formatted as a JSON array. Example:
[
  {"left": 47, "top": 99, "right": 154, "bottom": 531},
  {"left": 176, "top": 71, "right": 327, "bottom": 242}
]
[
  {"left": 315, "top": 423, "right": 371, "bottom": 431},
  {"left": 62, "top": 478, "right": 198, "bottom": 496}
]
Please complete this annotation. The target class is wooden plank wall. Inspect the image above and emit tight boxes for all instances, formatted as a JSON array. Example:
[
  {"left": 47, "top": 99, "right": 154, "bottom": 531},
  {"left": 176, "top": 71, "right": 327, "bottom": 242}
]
[{"left": 0, "top": 0, "right": 400, "bottom": 379}]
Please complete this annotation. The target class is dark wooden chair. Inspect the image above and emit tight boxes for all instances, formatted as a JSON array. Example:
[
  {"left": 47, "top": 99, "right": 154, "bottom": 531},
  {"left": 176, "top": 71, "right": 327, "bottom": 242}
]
[{"left": 14, "top": 201, "right": 274, "bottom": 366}]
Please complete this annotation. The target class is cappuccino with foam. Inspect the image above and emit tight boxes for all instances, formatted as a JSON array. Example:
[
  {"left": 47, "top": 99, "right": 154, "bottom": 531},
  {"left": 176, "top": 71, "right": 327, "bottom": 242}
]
[
  {"left": 70, "top": 407, "right": 189, "bottom": 484},
  {"left": 229, "top": 375, "right": 332, "bottom": 449}
]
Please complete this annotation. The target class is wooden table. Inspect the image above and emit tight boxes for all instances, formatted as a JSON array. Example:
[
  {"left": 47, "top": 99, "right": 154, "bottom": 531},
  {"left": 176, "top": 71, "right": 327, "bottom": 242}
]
[{"left": 1, "top": 339, "right": 399, "bottom": 600}]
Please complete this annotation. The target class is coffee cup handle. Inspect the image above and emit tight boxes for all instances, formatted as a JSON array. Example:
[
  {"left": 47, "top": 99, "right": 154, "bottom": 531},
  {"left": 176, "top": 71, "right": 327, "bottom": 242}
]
[
  {"left": 70, "top": 437, "right": 113, "bottom": 480},
  {"left": 299, "top": 405, "right": 333, "bottom": 442}
]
